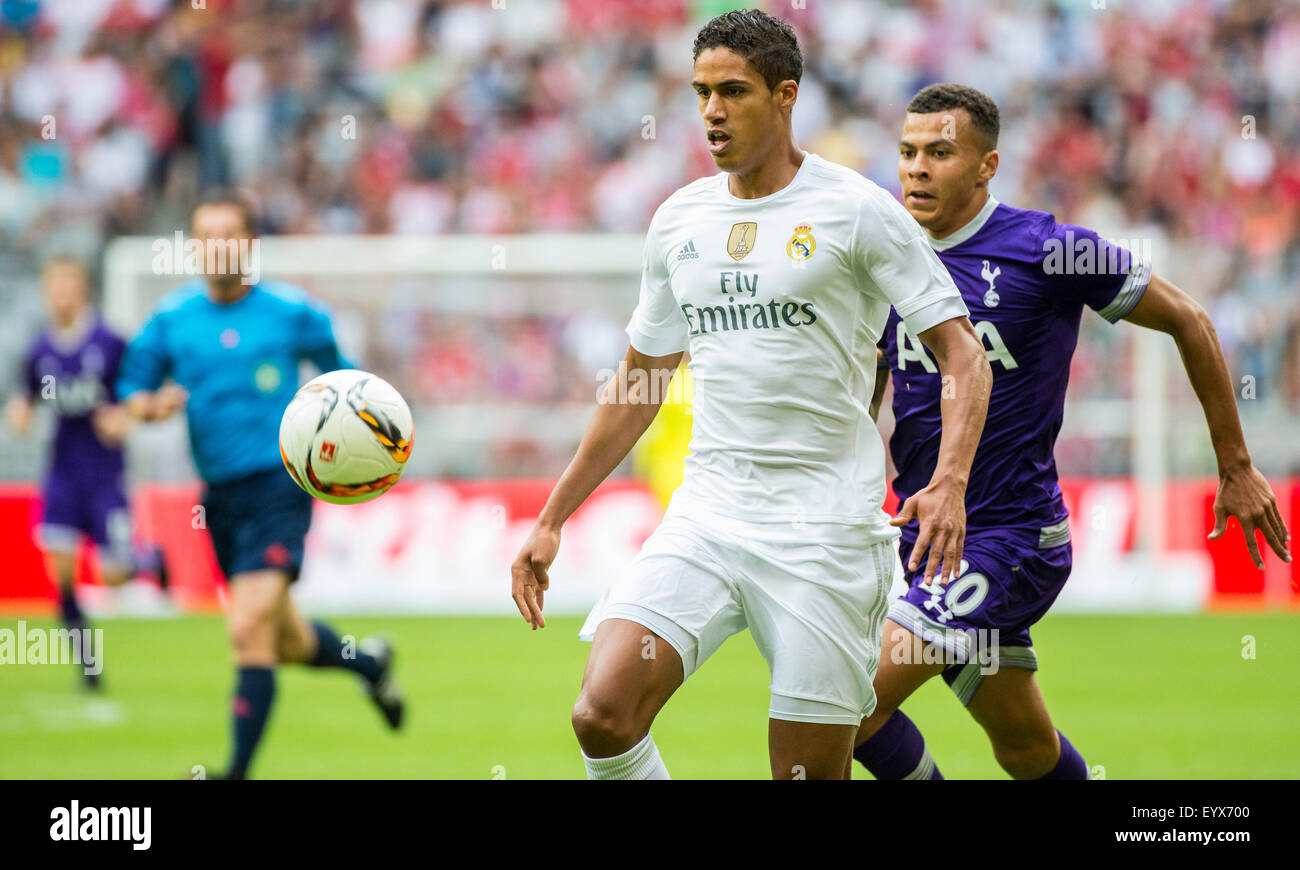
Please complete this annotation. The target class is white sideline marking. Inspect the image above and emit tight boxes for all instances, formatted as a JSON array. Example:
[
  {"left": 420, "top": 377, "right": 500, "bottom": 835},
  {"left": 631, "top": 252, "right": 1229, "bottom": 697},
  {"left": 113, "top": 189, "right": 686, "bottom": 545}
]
[{"left": 0, "top": 693, "right": 126, "bottom": 735}]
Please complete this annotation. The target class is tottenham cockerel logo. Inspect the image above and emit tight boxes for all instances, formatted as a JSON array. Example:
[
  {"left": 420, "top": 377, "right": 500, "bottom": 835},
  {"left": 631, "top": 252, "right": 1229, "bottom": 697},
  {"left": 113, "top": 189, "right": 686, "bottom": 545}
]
[{"left": 981, "top": 260, "right": 1001, "bottom": 308}]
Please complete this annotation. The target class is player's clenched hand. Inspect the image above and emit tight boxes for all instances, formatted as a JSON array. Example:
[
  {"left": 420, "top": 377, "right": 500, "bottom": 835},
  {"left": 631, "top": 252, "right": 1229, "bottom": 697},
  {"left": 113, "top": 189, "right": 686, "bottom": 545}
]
[
  {"left": 4, "top": 397, "right": 32, "bottom": 435},
  {"left": 511, "top": 522, "right": 560, "bottom": 630},
  {"left": 150, "top": 385, "right": 188, "bottom": 421},
  {"left": 91, "top": 404, "right": 130, "bottom": 446},
  {"left": 1209, "top": 464, "right": 1291, "bottom": 569},
  {"left": 892, "top": 478, "right": 967, "bottom": 586}
]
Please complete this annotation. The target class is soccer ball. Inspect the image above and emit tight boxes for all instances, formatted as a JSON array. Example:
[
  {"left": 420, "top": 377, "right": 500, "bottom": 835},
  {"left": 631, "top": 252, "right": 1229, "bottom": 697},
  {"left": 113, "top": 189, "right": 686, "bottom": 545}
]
[{"left": 278, "top": 369, "right": 414, "bottom": 504}]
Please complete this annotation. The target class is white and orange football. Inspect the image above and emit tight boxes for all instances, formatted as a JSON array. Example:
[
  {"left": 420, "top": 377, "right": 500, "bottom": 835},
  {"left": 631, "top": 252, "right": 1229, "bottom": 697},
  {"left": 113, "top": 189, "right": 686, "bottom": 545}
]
[{"left": 279, "top": 369, "right": 413, "bottom": 504}]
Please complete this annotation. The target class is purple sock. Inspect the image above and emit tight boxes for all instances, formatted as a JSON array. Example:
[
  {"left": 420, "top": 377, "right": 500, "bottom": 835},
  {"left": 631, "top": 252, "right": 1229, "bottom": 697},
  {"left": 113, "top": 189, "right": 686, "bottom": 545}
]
[
  {"left": 853, "top": 710, "right": 943, "bottom": 780},
  {"left": 1037, "top": 730, "right": 1088, "bottom": 780}
]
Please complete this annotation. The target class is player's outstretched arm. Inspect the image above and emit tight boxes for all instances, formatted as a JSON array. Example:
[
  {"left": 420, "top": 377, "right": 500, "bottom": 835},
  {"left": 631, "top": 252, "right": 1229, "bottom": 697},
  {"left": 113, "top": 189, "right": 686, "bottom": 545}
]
[
  {"left": 894, "top": 316, "right": 992, "bottom": 586},
  {"left": 118, "top": 312, "right": 184, "bottom": 423},
  {"left": 510, "top": 345, "right": 684, "bottom": 629},
  {"left": 1123, "top": 274, "right": 1291, "bottom": 568}
]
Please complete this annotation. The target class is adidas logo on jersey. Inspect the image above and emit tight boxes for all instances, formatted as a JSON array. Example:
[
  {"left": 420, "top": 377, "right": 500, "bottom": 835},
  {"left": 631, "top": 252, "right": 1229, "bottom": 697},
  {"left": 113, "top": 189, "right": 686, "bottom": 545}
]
[{"left": 677, "top": 240, "right": 700, "bottom": 261}]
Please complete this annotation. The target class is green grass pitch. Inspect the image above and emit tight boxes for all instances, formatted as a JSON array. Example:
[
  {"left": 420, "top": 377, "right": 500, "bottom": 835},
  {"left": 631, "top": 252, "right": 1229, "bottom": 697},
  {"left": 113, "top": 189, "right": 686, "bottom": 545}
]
[{"left": 1, "top": 612, "right": 1296, "bottom": 779}]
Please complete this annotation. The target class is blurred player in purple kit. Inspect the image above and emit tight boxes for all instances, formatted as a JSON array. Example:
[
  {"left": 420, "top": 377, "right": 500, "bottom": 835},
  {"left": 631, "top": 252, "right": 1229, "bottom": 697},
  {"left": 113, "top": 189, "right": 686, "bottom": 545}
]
[
  {"left": 855, "top": 84, "right": 1292, "bottom": 780},
  {"left": 5, "top": 256, "right": 167, "bottom": 689}
]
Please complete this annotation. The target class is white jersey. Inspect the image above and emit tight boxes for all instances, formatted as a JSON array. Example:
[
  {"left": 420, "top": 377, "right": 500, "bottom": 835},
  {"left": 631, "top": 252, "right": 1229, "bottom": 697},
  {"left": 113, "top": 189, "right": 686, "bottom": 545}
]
[{"left": 627, "top": 152, "right": 967, "bottom": 540}]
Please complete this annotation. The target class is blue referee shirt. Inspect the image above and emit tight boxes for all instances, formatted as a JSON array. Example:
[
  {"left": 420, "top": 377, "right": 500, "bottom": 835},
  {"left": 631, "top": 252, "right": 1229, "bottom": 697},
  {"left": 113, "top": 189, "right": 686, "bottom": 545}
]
[{"left": 117, "top": 279, "right": 354, "bottom": 484}]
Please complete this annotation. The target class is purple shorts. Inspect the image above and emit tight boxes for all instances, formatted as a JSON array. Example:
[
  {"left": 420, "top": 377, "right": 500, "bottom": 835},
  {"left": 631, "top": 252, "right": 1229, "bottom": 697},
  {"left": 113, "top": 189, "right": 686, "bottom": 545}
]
[
  {"left": 887, "top": 528, "right": 1072, "bottom": 705},
  {"left": 38, "top": 471, "right": 132, "bottom": 566}
]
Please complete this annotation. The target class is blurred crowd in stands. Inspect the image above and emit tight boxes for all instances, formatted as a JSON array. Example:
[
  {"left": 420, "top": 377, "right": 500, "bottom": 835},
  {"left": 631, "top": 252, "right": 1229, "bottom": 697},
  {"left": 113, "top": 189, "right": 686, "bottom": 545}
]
[{"left": 1, "top": 0, "right": 1297, "bottom": 475}]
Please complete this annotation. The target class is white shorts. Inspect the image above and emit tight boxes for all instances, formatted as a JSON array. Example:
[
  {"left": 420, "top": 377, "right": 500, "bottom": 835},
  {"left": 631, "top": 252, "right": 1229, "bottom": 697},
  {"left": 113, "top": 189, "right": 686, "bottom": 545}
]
[{"left": 579, "top": 502, "right": 898, "bottom": 726}]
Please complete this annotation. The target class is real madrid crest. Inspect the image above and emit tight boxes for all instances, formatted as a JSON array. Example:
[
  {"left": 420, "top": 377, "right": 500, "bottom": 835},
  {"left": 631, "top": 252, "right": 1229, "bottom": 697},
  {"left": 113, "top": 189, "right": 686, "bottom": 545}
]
[
  {"left": 787, "top": 223, "right": 816, "bottom": 261},
  {"left": 727, "top": 222, "right": 757, "bottom": 261}
]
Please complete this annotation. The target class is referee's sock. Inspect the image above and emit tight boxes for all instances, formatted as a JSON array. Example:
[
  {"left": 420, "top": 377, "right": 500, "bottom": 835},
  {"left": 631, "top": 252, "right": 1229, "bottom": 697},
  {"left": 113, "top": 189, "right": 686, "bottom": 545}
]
[
  {"left": 582, "top": 733, "right": 671, "bottom": 780},
  {"left": 852, "top": 710, "right": 943, "bottom": 780},
  {"left": 226, "top": 666, "right": 275, "bottom": 780},
  {"left": 307, "top": 621, "right": 382, "bottom": 683}
]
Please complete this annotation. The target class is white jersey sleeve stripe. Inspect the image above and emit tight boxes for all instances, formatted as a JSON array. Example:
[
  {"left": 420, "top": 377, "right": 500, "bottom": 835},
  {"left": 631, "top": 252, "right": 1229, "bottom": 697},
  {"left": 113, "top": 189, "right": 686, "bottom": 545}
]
[{"left": 1097, "top": 256, "right": 1152, "bottom": 324}]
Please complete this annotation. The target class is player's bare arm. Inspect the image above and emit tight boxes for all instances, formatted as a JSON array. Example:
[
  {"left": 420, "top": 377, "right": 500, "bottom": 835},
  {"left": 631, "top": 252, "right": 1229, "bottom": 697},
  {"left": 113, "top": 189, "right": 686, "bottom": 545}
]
[
  {"left": 511, "top": 345, "right": 684, "bottom": 629},
  {"left": 891, "top": 315, "right": 991, "bottom": 585},
  {"left": 1122, "top": 273, "right": 1291, "bottom": 567}
]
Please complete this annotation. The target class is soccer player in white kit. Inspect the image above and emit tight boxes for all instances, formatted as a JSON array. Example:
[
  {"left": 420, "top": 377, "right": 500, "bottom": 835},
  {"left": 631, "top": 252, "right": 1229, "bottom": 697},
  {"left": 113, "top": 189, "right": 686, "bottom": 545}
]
[{"left": 510, "top": 9, "right": 993, "bottom": 779}]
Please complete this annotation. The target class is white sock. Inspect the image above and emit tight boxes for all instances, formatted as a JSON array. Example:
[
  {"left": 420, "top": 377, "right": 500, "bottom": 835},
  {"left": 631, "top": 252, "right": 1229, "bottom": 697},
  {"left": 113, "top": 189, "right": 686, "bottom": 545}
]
[{"left": 582, "top": 733, "right": 671, "bottom": 780}]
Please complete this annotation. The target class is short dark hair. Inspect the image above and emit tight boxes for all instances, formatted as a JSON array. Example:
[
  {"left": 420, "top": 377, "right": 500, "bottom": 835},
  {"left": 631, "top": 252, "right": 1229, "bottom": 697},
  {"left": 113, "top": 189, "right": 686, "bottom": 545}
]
[
  {"left": 693, "top": 9, "right": 801, "bottom": 91},
  {"left": 192, "top": 188, "right": 258, "bottom": 234},
  {"left": 906, "top": 83, "right": 1000, "bottom": 149}
]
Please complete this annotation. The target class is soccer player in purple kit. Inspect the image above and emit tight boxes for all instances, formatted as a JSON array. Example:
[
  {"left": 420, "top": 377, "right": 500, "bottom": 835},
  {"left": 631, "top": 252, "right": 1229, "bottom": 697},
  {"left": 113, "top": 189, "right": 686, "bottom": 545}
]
[
  {"left": 5, "top": 256, "right": 167, "bottom": 689},
  {"left": 853, "top": 84, "right": 1292, "bottom": 780}
]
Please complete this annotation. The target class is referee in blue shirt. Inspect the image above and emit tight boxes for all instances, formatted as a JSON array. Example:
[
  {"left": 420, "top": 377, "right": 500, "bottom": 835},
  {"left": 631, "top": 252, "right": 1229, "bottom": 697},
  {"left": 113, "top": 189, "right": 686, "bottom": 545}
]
[{"left": 118, "top": 191, "right": 404, "bottom": 779}]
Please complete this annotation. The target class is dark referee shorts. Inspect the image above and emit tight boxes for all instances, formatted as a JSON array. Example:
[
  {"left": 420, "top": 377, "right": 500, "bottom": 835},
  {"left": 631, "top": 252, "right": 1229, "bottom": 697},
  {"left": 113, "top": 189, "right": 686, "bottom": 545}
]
[{"left": 202, "top": 466, "right": 314, "bottom": 583}]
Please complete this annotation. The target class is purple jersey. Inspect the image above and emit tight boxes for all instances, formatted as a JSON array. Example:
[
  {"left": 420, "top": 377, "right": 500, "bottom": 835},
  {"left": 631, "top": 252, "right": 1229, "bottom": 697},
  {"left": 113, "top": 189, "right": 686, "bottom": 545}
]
[
  {"left": 23, "top": 315, "right": 127, "bottom": 482},
  {"left": 882, "top": 197, "right": 1151, "bottom": 545}
]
